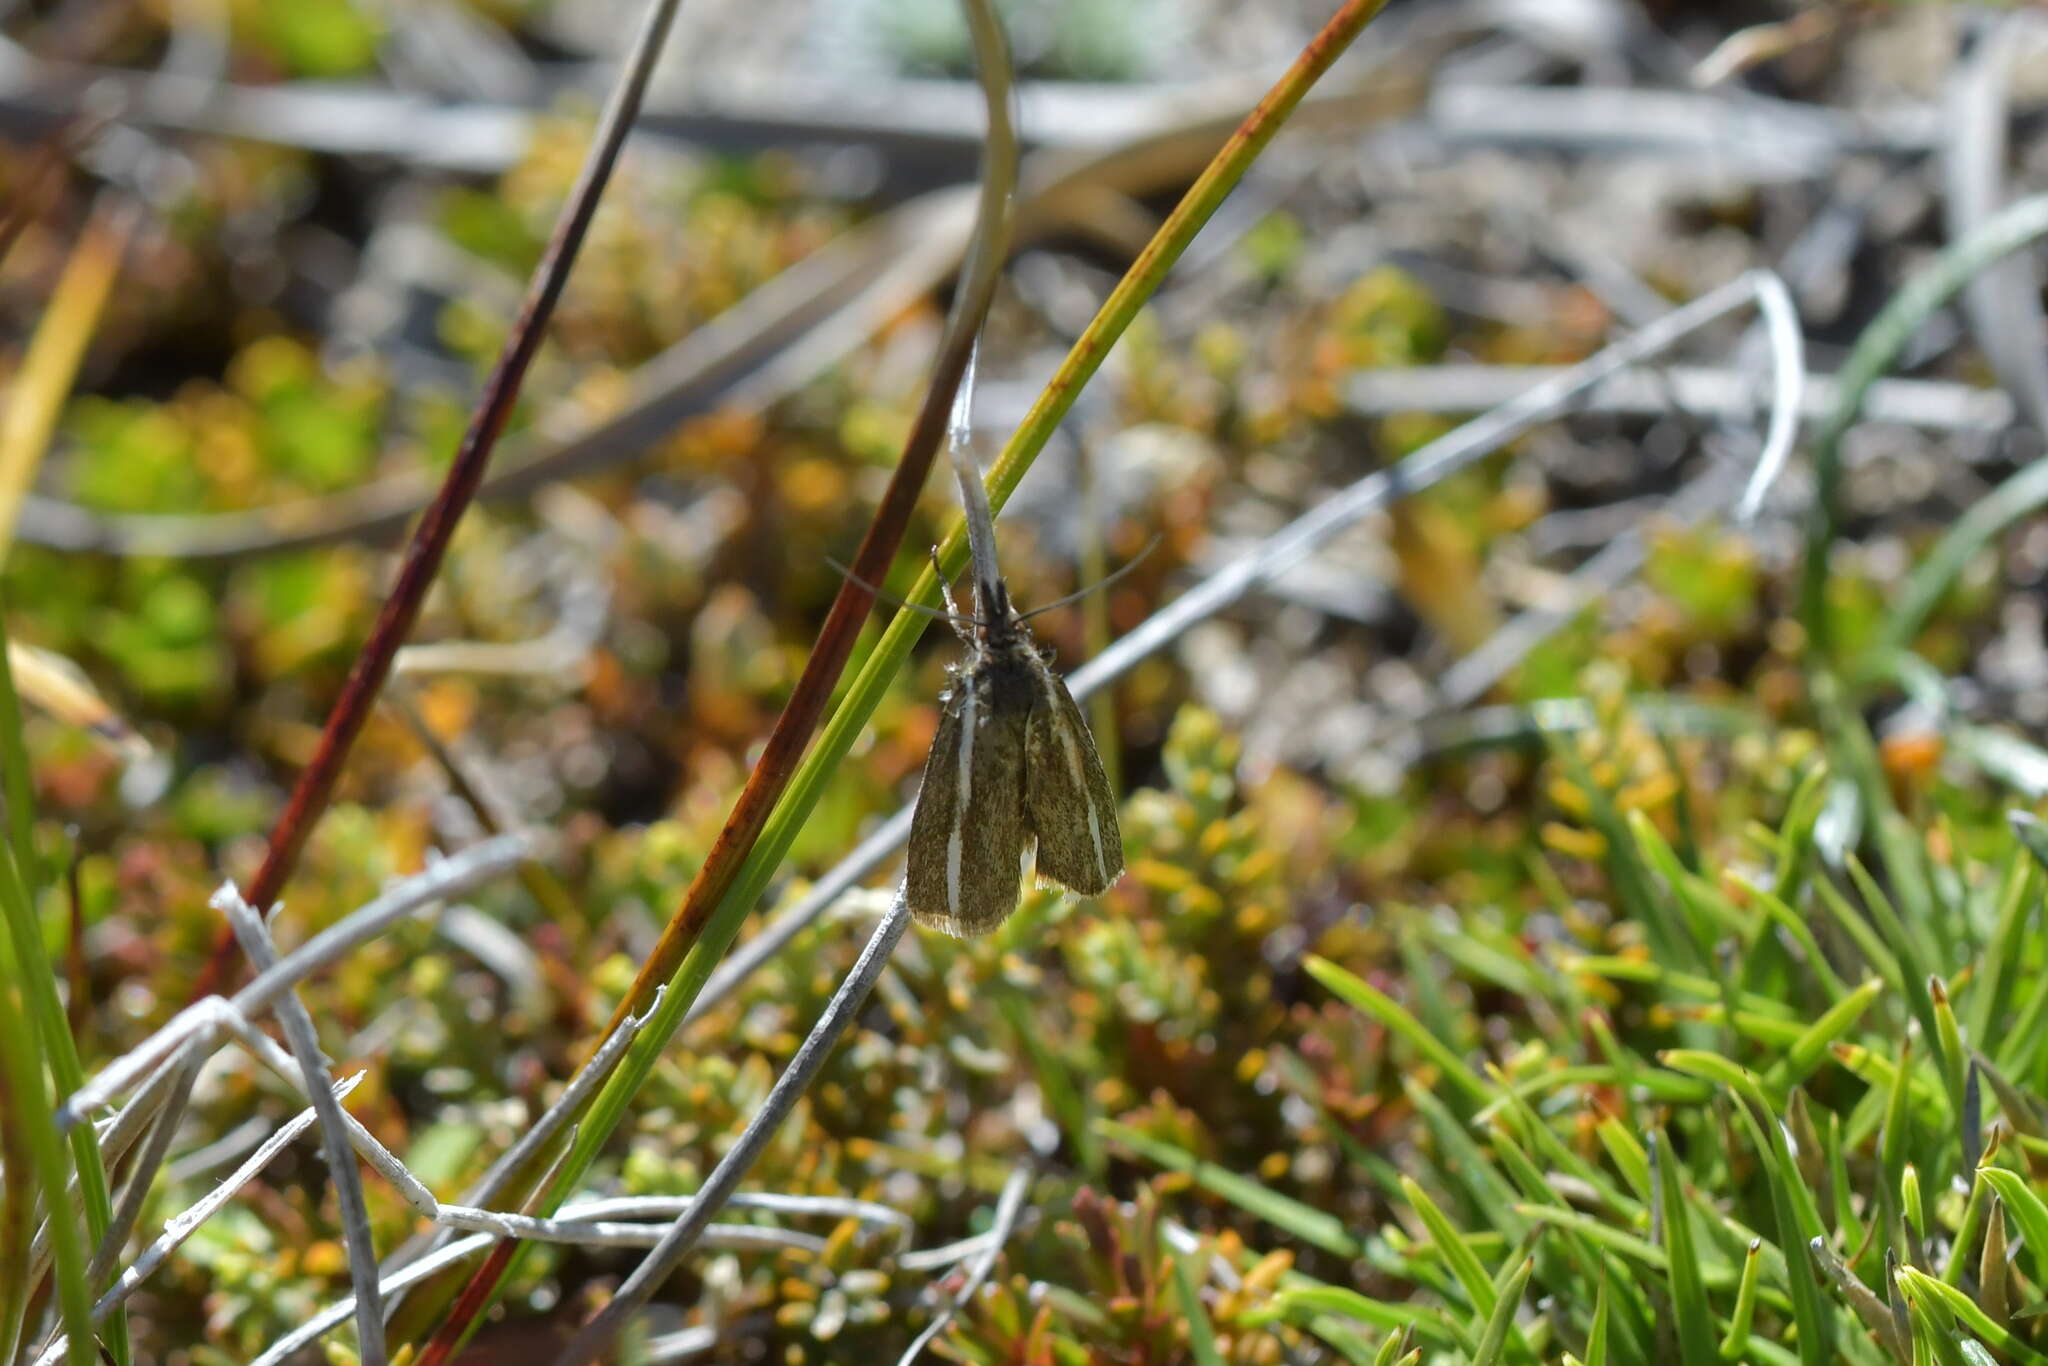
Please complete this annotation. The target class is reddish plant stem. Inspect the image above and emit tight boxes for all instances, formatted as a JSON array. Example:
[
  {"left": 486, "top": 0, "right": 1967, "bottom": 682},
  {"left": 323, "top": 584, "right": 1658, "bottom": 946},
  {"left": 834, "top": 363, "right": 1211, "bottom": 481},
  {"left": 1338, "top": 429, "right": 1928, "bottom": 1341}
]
[
  {"left": 415, "top": 1239, "right": 517, "bottom": 1366},
  {"left": 186, "top": 0, "right": 687, "bottom": 1002}
]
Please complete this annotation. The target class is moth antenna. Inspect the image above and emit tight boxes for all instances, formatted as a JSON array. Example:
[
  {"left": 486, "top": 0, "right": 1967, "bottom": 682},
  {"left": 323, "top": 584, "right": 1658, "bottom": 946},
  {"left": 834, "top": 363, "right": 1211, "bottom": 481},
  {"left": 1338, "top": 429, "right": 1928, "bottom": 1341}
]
[
  {"left": 1015, "top": 534, "right": 1162, "bottom": 623},
  {"left": 824, "top": 554, "right": 978, "bottom": 628},
  {"left": 947, "top": 340, "right": 1010, "bottom": 622}
]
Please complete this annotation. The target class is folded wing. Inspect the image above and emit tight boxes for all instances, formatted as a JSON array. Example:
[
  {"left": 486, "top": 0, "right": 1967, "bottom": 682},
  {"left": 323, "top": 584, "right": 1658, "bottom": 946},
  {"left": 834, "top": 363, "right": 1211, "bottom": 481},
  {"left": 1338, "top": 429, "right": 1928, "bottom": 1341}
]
[
  {"left": 1022, "top": 662, "right": 1122, "bottom": 896},
  {"left": 906, "top": 677, "right": 1030, "bottom": 937}
]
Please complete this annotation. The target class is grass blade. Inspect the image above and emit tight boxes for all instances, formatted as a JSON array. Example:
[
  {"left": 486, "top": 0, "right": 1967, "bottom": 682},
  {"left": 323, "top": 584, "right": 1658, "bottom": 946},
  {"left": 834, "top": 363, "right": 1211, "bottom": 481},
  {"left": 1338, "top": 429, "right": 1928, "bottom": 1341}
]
[
  {"left": 1974, "top": 1168, "right": 2048, "bottom": 1291},
  {"left": 1473, "top": 1255, "right": 1534, "bottom": 1366},
  {"left": 1099, "top": 1120, "right": 1363, "bottom": 1257},
  {"left": 1398, "top": 1175, "right": 1495, "bottom": 1315},
  {"left": 1896, "top": 1268, "right": 2048, "bottom": 1366},
  {"left": 1653, "top": 1130, "right": 1720, "bottom": 1366},
  {"left": 1167, "top": 1236, "right": 1227, "bottom": 1366},
  {"left": 1304, "top": 955, "right": 1490, "bottom": 1105}
]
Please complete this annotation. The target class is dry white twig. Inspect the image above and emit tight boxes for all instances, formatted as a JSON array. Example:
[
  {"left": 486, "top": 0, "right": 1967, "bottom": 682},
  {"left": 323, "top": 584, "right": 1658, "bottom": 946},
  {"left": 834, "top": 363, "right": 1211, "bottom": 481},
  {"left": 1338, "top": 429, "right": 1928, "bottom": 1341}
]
[
  {"left": 269, "top": 1185, "right": 908, "bottom": 1362},
  {"left": 1440, "top": 265, "right": 1806, "bottom": 697},
  {"left": 251, "top": 1234, "right": 498, "bottom": 1366},
  {"left": 33, "top": 1075, "right": 365, "bottom": 1366},
  {"left": 894, "top": 1166, "right": 1032, "bottom": 1366},
  {"left": 1731, "top": 270, "right": 1802, "bottom": 520},
  {"left": 896, "top": 1230, "right": 998, "bottom": 1272},
  {"left": 432, "top": 1190, "right": 909, "bottom": 1246},
  {"left": 90, "top": 993, "right": 438, "bottom": 1215},
  {"left": 214, "top": 883, "right": 391, "bottom": 1356},
  {"left": 1345, "top": 364, "right": 2013, "bottom": 436},
  {"left": 432, "top": 1205, "right": 827, "bottom": 1253},
  {"left": 206, "top": 995, "right": 438, "bottom": 1214},
  {"left": 645, "top": 1324, "right": 720, "bottom": 1362}
]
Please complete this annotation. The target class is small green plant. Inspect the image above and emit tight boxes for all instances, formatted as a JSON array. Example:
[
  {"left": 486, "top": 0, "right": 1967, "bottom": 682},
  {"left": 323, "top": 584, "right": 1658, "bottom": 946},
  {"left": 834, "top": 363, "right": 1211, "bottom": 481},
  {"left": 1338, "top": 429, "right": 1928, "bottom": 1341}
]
[{"left": 1098, "top": 688, "right": 2048, "bottom": 1364}]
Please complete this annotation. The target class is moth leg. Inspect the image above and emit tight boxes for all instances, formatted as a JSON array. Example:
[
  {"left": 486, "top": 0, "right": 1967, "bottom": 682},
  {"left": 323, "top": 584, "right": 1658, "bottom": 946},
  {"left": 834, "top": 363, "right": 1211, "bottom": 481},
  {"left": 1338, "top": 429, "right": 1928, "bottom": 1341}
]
[{"left": 931, "top": 545, "right": 974, "bottom": 644}]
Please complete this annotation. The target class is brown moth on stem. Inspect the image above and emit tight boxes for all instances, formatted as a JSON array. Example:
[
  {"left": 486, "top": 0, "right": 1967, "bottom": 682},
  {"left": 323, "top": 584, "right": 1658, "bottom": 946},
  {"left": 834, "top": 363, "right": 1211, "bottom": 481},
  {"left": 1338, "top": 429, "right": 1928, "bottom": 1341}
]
[{"left": 905, "top": 349, "right": 1123, "bottom": 936}]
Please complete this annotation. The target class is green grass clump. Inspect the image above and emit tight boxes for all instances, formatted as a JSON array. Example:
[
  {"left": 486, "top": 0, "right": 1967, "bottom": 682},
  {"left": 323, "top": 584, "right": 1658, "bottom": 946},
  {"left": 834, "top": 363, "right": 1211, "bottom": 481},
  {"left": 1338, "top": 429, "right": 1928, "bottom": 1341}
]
[{"left": 1081, "top": 684, "right": 2048, "bottom": 1365}]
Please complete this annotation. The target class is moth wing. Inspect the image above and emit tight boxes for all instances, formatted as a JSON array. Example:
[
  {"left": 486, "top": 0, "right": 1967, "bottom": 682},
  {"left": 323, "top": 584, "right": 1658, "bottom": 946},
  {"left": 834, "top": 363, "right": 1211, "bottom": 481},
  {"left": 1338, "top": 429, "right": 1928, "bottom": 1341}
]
[
  {"left": 904, "top": 678, "right": 1029, "bottom": 937},
  {"left": 1022, "top": 662, "right": 1123, "bottom": 896}
]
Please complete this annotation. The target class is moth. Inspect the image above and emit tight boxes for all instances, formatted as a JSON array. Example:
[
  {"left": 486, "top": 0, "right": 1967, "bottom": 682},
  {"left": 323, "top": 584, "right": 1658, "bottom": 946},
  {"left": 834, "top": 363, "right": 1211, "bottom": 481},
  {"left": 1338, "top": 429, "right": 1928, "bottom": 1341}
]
[{"left": 904, "top": 363, "right": 1123, "bottom": 936}]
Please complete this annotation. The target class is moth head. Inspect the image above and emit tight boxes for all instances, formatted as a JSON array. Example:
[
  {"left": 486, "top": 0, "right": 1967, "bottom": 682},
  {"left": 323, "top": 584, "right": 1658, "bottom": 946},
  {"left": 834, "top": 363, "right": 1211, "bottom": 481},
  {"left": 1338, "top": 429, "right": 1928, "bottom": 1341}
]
[{"left": 972, "top": 571, "right": 1012, "bottom": 626}]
